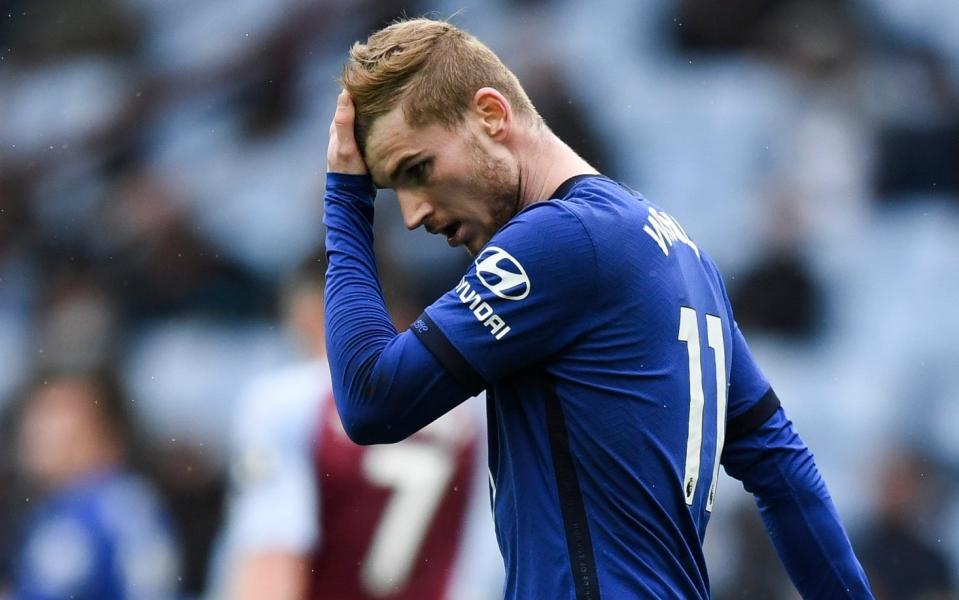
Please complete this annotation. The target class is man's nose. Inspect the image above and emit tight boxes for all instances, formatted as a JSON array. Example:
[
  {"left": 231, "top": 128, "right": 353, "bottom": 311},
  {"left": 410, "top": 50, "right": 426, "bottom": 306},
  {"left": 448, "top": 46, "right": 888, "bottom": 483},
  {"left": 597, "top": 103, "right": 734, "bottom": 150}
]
[{"left": 397, "top": 191, "right": 433, "bottom": 230}]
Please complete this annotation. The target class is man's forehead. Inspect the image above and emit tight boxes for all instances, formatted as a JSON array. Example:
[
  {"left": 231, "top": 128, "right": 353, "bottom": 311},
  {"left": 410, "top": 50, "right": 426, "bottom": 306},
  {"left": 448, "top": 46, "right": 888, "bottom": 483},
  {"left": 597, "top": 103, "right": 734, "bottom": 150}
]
[
  {"left": 365, "top": 109, "right": 417, "bottom": 183},
  {"left": 365, "top": 109, "right": 461, "bottom": 186}
]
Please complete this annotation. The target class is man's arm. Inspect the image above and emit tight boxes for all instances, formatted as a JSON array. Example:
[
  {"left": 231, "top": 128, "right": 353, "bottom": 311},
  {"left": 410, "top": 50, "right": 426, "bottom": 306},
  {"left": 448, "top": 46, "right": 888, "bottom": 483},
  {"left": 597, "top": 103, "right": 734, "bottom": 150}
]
[
  {"left": 324, "top": 92, "right": 477, "bottom": 444},
  {"left": 703, "top": 251, "right": 873, "bottom": 599},
  {"left": 222, "top": 372, "right": 322, "bottom": 600},
  {"left": 722, "top": 404, "right": 874, "bottom": 599},
  {"left": 232, "top": 554, "right": 309, "bottom": 600},
  {"left": 324, "top": 91, "right": 603, "bottom": 444}
]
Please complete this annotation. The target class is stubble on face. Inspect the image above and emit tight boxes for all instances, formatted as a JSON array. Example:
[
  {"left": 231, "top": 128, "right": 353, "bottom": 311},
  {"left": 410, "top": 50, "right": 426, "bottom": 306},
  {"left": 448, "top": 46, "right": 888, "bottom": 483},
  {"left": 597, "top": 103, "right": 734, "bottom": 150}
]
[{"left": 466, "top": 135, "right": 520, "bottom": 254}]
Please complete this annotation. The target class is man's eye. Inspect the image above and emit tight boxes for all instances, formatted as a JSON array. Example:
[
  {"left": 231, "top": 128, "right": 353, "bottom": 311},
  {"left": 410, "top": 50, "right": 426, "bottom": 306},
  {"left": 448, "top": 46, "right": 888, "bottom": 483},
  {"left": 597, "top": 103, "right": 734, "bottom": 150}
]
[{"left": 407, "top": 160, "right": 429, "bottom": 182}]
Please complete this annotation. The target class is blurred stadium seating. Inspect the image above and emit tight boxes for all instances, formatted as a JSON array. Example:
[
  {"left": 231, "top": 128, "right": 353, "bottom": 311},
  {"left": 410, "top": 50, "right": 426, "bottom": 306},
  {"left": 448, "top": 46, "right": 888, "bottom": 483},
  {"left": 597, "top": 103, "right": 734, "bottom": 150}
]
[{"left": 1, "top": 0, "right": 957, "bottom": 598}]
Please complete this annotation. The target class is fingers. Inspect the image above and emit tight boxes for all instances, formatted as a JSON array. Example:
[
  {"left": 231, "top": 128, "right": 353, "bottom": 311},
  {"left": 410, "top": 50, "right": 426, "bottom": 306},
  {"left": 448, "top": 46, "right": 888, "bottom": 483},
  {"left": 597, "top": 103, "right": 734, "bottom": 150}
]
[
  {"left": 327, "top": 90, "right": 368, "bottom": 175},
  {"left": 333, "top": 90, "right": 355, "bottom": 135},
  {"left": 333, "top": 91, "right": 357, "bottom": 150}
]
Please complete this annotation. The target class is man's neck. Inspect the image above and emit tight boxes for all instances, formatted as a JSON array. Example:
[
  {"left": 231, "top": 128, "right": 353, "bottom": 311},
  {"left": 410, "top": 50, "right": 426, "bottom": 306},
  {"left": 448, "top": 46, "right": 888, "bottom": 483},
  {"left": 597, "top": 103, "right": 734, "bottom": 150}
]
[{"left": 517, "top": 126, "right": 598, "bottom": 209}]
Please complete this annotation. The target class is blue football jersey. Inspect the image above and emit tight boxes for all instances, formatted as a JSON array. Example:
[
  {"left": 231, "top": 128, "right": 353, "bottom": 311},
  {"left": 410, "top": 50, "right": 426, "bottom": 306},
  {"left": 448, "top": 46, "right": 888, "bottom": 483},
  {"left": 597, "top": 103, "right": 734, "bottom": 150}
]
[
  {"left": 411, "top": 175, "right": 777, "bottom": 599},
  {"left": 14, "top": 470, "right": 179, "bottom": 600}
]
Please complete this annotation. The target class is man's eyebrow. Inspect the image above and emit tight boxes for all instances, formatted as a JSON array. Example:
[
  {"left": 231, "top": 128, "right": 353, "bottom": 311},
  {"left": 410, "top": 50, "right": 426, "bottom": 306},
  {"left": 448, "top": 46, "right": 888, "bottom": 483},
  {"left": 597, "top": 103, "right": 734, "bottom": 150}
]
[{"left": 385, "top": 152, "right": 422, "bottom": 186}]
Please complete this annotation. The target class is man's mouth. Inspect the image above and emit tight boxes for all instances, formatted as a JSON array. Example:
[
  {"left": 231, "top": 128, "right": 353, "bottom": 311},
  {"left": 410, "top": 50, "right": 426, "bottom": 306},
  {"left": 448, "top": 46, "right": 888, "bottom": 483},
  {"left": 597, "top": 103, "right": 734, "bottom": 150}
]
[{"left": 442, "top": 222, "right": 464, "bottom": 247}]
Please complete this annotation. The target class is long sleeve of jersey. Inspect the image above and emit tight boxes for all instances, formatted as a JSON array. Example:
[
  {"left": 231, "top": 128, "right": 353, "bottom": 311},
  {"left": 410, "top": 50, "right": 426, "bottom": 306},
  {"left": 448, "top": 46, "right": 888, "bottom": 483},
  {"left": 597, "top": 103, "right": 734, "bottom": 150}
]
[
  {"left": 323, "top": 173, "right": 475, "bottom": 444},
  {"left": 722, "top": 406, "right": 874, "bottom": 599},
  {"left": 713, "top": 257, "right": 873, "bottom": 599}
]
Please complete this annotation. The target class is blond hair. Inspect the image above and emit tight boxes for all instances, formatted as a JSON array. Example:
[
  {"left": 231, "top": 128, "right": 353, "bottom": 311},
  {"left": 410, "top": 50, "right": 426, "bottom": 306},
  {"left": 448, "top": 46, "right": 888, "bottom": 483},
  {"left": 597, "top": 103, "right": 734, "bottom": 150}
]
[{"left": 341, "top": 18, "right": 539, "bottom": 152}]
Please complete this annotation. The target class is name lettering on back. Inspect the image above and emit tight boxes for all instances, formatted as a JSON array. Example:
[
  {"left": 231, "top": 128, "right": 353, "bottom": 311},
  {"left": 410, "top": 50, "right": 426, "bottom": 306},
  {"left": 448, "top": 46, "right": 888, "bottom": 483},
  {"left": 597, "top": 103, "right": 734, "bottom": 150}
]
[{"left": 643, "top": 207, "right": 700, "bottom": 258}]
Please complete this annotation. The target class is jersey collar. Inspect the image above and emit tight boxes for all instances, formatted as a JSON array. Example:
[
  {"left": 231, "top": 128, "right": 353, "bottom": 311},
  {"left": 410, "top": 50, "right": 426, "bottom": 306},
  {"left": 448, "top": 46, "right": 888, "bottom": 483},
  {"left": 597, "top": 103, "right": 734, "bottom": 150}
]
[{"left": 550, "top": 174, "right": 606, "bottom": 200}]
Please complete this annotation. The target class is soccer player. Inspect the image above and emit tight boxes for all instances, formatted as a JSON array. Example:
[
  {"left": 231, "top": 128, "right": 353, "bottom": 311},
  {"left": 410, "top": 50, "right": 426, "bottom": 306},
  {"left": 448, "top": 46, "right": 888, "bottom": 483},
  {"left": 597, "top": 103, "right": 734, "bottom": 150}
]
[
  {"left": 323, "top": 18, "right": 874, "bottom": 600},
  {"left": 214, "top": 258, "right": 502, "bottom": 600},
  {"left": 12, "top": 373, "right": 180, "bottom": 600}
]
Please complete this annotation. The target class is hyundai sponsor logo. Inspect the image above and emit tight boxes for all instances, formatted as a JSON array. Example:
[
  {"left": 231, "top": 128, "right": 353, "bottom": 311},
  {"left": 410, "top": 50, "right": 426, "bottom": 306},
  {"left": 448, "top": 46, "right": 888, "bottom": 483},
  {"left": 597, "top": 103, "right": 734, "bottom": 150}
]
[{"left": 474, "top": 247, "right": 530, "bottom": 301}]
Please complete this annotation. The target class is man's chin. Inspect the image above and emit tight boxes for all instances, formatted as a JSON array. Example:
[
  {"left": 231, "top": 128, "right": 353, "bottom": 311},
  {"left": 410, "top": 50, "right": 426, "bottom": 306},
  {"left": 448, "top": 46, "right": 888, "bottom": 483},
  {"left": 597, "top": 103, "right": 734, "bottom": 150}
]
[
  {"left": 465, "top": 236, "right": 489, "bottom": 256},
  {"left": 455, "top": 226, "right": 493, "bottom": 255}
]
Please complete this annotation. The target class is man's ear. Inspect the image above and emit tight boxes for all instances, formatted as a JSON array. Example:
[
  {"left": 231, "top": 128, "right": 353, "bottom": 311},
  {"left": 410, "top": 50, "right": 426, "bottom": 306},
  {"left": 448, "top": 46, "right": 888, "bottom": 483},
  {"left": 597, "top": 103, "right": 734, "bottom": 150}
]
[{"left": 472, "top": 87, "right": 511, "bottom": 141}]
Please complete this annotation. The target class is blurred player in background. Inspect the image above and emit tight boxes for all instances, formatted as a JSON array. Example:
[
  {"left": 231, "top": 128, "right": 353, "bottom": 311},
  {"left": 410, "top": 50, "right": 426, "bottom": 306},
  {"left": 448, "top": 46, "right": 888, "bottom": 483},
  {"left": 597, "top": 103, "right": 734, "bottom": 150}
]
[
  {"left": 11, "top": 372, "right": 180, "bottom": 600},
  {"left": 212, "top": 256, "right": 502, "bottom": 600},
  {"left": 856, "top": 448, "right": 956, "bottom": 600},
  {"left": 323, "top": 18, "right": 873, "bottom": 599}
]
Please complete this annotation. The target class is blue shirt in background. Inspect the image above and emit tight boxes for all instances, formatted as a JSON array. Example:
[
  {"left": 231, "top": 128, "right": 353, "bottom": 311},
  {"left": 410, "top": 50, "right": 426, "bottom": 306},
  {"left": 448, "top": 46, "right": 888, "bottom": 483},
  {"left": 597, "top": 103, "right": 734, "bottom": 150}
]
[{"left": 14, "top": 469, "right": 179, "bottom": 600}]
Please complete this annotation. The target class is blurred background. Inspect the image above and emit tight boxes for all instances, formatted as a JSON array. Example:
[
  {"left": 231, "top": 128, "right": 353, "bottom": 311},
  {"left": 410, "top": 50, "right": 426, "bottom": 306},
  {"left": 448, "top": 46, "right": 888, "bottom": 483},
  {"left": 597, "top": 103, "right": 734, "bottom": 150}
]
[{"left": 1, "top": 0, "right": 958, "bottom": 598}]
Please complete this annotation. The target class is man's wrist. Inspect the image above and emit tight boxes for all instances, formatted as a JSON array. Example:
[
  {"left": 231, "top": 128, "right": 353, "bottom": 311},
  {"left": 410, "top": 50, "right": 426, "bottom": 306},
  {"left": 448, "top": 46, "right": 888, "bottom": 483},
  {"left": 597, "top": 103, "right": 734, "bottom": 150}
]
[{"left": 326, "top": 172, "right": 377, "bottom": 202}]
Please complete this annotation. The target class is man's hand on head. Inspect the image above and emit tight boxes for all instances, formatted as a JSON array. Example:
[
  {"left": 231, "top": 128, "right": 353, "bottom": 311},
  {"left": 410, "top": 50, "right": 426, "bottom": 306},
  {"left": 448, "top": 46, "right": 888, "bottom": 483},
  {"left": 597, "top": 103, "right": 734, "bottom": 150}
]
[{"left": 327, "top": 90, "right": 368, "bottom": 175}]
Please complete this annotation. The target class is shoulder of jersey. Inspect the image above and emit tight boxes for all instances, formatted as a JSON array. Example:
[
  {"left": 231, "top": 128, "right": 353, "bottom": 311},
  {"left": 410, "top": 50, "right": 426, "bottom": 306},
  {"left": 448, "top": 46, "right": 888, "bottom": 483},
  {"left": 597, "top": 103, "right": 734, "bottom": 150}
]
[
  {"left": 240, "top": 360, "right": 330, "bottom": 412},
  {"left": 495, "top": 192, "right": 591, "bottom": 239},
  {"left": 233, "top": 360, "right": 331, "bottom": 443},
  {"left": 525, "top": 178, "right": 648, "bottom": 241},
  {"left": 561, "top": 179, "right": 703, "bottom": 261},
  {"left": 95, "top": 473, "right": 173, "bottom": 540},
  {"left": 552, "top": 177, "right": 645, "bottom": 221}
]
